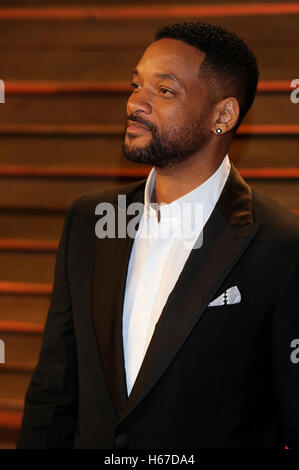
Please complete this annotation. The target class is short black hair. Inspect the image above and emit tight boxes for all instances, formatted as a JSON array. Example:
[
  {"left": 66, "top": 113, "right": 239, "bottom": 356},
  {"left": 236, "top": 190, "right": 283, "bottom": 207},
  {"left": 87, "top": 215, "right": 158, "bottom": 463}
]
[{"left": 154, "top": 22, "right": 259, "bottom": 129}]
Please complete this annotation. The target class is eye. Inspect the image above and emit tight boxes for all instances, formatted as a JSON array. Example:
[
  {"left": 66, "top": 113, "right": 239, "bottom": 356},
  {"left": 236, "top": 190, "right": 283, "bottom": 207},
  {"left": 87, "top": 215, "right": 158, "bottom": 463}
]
[
  {"left": 130, "top": 82, "right": 141, "bottom": 91},
  {"left": 159, "top": 87, "right": 174, "bottom": 96}
]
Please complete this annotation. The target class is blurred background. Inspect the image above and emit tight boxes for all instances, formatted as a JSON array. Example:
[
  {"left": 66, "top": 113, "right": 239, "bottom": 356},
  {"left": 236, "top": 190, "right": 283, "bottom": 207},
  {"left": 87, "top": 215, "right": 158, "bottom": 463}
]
[{"left": 0, "top": 0, "right": 298, "bottom": 448}]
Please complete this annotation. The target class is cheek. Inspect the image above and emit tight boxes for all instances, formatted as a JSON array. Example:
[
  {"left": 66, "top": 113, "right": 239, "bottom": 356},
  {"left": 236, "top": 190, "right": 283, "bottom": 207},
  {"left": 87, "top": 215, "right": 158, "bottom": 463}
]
[
  {"left": 156, "top": 105, "right": 186, "bottom": 132},
  {"left": 184, "top": 93, "right": 210, "bottom": 119}
]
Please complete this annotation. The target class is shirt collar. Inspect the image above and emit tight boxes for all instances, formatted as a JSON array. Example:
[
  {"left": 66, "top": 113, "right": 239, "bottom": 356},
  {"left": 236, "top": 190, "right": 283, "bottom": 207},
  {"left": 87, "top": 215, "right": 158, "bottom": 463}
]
[{"left": 143, "top": 154, "right": 231, "bottom": 226}]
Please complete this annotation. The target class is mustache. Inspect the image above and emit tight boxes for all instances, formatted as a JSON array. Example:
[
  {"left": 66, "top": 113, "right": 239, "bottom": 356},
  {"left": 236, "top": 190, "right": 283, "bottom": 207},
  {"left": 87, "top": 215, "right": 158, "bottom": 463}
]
[{"left": 126, "top": 114, "right": 157, "bottom": 133}]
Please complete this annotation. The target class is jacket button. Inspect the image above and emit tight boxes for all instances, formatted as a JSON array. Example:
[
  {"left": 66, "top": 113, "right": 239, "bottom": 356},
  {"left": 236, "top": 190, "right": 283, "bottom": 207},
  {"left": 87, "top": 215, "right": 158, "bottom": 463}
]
[{"left": 114, "top": 434, "right": 129, "bottom": 449}]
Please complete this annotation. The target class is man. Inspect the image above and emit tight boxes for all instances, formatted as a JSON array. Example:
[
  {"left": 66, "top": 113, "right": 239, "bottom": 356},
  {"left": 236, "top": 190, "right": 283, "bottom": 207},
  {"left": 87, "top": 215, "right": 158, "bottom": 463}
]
[{"left": 17, "top": 22, "right": 299, "bottom": 449}]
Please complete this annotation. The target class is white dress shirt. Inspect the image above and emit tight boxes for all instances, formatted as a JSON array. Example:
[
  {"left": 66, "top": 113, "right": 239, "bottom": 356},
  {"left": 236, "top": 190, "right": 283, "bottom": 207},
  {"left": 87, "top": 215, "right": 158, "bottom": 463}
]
[{"left": 122, "top": 155, "right": 231, "bottom": 395}]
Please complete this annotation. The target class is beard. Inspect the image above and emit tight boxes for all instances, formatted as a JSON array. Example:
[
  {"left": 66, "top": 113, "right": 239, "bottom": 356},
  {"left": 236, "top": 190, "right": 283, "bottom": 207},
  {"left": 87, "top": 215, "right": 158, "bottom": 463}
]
[{"left": 122, "top": 113, "right": 209, "bottom": 169}]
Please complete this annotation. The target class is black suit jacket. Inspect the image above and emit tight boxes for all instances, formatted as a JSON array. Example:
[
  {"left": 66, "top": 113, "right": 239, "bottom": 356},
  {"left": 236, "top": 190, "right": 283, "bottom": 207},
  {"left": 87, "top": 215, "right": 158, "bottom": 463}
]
[{"left": 17, "top": 163, "right": 299, "bottom": 449}]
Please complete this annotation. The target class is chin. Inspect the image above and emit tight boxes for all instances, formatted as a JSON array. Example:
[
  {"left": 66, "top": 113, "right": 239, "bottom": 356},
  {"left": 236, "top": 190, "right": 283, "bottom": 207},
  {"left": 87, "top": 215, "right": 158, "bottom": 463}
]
[{"left": 124, "top": 142, "right": 147, "bottom": 153}]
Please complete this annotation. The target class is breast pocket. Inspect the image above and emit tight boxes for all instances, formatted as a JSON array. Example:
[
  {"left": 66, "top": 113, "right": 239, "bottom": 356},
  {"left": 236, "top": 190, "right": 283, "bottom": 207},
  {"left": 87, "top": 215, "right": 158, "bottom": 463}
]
[{"left": 200, "top": 302, "right": 249, "bottom": 325}]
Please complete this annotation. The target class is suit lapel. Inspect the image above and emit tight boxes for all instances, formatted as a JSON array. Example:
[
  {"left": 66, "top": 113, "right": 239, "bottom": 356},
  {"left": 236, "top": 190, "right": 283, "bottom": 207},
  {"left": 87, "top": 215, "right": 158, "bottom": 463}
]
[
  {"left": 92, "top": 181, "right": 146, "bottom": 417},
  {"left": 118, "top": 163, "right": 260, "bottom": 423}
]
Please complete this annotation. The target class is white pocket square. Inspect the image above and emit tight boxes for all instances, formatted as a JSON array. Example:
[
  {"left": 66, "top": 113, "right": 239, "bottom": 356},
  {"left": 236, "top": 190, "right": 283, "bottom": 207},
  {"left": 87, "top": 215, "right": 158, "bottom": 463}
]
[{"left": 208, "top": 286, "right": 241, "bottom": 307}]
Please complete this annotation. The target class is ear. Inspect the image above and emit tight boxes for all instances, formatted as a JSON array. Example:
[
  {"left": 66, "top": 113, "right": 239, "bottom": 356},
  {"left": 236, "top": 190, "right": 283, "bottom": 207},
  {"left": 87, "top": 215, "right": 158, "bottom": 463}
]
[{"left": 213, "top": 97, "right": 240, "bottom": 135}]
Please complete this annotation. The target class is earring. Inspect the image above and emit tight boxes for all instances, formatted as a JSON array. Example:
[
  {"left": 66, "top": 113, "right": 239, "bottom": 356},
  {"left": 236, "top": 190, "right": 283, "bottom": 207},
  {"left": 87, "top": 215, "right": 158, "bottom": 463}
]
[{"left": 216, "top": 128, "right": 222, "bottom": 135}]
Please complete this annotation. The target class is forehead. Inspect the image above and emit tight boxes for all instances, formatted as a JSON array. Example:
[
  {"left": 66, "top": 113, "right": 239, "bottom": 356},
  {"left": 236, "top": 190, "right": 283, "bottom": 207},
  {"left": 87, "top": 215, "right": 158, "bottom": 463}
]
[{"left": 135, "top": 38, "right": 205, "bottom": 82}]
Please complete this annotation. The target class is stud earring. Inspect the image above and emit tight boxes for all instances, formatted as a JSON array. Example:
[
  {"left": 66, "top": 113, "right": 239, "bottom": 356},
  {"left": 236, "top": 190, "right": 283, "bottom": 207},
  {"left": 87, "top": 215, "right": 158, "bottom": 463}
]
[{"left": 216, "top": 128, "right": 222, "bottom": 135}]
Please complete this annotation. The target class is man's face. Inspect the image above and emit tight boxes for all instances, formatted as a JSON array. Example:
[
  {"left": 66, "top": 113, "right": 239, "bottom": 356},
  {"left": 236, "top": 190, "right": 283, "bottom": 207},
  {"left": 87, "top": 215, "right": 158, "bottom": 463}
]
[{"left": 122, "top": 38, "right": 214, "bottom": 169}]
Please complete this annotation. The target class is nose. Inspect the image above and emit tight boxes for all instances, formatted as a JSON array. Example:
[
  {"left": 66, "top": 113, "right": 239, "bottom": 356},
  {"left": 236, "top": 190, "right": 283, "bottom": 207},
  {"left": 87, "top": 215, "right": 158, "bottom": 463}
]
[{"left": 127, "top": 87, "right": 152, "bottom": 116}]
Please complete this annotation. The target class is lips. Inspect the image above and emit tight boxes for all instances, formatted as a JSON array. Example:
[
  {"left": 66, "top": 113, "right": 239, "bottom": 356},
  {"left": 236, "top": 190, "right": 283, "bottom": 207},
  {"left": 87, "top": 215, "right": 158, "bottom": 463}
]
[{"left": 126, "top": 120, "right": 151, "bottom": 134}]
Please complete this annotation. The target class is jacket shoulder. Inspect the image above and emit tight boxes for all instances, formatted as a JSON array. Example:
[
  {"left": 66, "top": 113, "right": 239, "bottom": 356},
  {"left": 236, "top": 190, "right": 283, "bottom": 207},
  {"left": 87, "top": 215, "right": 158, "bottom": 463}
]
[{"left": 251, "top": 187, "right": 299, "bottom": 244}]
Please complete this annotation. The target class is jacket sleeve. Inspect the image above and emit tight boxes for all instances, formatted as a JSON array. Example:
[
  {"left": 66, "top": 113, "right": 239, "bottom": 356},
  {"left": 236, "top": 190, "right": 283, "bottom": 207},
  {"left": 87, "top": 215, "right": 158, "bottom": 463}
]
[
  {"left": 17, "top": 201, "right": 79, "bottom": 449},
  {"left": 271, "top": 251, "right": 299, "bottom": 449}
]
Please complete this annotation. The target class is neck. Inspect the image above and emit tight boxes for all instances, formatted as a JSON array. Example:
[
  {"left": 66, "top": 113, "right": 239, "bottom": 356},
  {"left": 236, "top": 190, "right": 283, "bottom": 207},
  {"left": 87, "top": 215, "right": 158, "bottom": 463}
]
[{"left": 153, "top": 150, "right": 228, "bottom": 205}]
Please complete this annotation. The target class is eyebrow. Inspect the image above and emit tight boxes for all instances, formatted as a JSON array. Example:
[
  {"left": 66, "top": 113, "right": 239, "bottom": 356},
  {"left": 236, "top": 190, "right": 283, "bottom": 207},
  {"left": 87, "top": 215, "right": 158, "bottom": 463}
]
[{"left": 132, "top": 69, "right": 182, "bottom": 87}]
